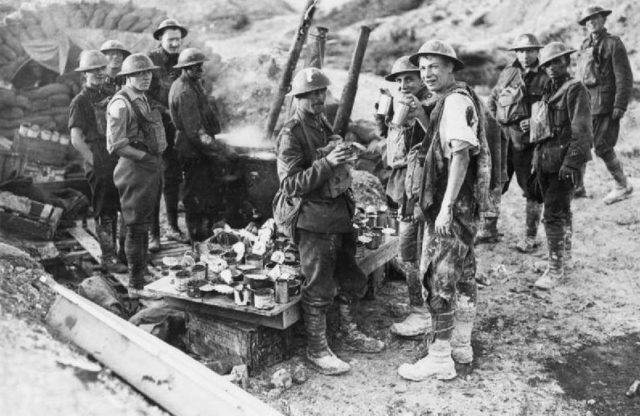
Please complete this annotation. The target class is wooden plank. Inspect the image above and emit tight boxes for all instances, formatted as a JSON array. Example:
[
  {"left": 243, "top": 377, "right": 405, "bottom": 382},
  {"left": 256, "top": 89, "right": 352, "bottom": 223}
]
[
  {"left": 357, "top": 236, "right": 399, "bottom": 275},
  {"left": 46, "top": 284, "right": 284, "bottom": 416},
  {"left": 67, "top": 226, "right": 102, "bottom": 263}
]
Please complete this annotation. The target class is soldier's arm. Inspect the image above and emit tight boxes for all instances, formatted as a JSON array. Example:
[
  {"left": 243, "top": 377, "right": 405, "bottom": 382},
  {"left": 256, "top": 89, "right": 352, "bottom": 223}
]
[
  {"left": 563, "top": 84, "right": 593, "bottom": 170},
  {"left": 106, "top": 99, "right": 147, "bottom": 160},
  {"left": 611, "top": 38, "right": 633, "bottom": 112},
  {"left": 68, "top": 97, "right": 93, "bottom": 163},
  {"left": 276, "top": 126, "right": 335, "bottom": 197},
  {"left": 70, "top": 128, "right": 93, "bottom": 164}
]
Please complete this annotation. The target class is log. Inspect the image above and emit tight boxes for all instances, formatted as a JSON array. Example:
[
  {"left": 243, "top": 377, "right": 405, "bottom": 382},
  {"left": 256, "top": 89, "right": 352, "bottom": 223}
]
[
  {"left": 304, "top": 26, "right": 328, "bottom": 69},
  {"left": 332, "top": 25, "right": 371, "bottom": 137},
  {"left": 264, "top": 0, "right": 318, "bottom": 141},
  {"left": 46, "top": 284, "right": 285, "bottom": 416}
]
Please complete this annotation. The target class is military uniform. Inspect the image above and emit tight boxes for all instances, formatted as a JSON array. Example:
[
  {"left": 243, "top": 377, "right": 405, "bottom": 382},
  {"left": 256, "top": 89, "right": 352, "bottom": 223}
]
[
  {"left": 169, "top": 72, "right": 229, "bottom": 241},
  {"left": 578, "top": 27, "right": 634, "bottom": 202},
  {"left": 533, "top": 75, "right": 592, "bottom": 287},
  {"left": 103, "top": 74, "right": 124, "bottom": 96},
  {"left": 487, "top": 59, "right": 549, "bottom": 247},
  {"left": 107, "top": 85, "right": 167, "bottom": 288},
  {"left": 147, "top": 46, "right": 183, "bottom": 240}
]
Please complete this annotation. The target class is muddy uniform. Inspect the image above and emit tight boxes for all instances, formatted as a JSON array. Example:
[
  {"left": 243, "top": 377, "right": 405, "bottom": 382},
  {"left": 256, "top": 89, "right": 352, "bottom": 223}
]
[
  {"left": 147, "top": 46, "right": 182, "bottom": 236},
  {"left": 534, "top": 76, "right": 592, "bottom": 269},
  {"left": 169, "top": 72, "right": 229, "bottom": 241},
  {"left": 414, "top": 82, "right": 491, "bottom": 341},
  {"left": 276, "top": 109, "right": 366, "bottom": 312},
  {"left": 103, "top": 74, "right": 124, "bottom": 96},
  {"left": 107, "top": 85, "right": 167, "bottom": 287},
  {"left": 578, "top": 29, "right": 633, "bottom": 170},
  {"left": 488, "top": 60, "right": 549, "bottom": 240},
  {"left": 69, "top": 86, "right": 120, "bottom": 221}
]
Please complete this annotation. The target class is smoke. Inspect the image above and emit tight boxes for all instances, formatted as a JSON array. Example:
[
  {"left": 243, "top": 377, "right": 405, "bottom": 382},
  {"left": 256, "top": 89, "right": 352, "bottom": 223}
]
[{"left": 217, "top": 125, "right": 274, "bottom": 149}]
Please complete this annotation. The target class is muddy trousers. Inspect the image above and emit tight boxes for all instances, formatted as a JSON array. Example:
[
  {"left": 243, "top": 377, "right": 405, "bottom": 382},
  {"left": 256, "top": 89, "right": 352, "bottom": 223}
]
[
  {"left": 151, "top": 147, "right": 182, "bottom": 238},
  {"left": 398, "top": 220, "right": 423, "bottom": 307},
  {"left": 125, "top": 224, "right": 149, "bottom": 289},
  {"left": 539, "top": 172, "right": 574, "bottom": 273}
]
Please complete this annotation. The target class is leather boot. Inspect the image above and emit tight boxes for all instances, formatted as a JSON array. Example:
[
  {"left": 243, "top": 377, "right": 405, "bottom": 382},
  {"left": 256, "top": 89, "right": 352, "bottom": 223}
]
[
  {"left": 398, "top": 338, "right": 456, "bottom": 381},
  {"left": 117, "top": 215, "right": 127, "bottom": 266},
  {"left": 97, "top": 217, "right": 127, "bottom": 273},
  {"left": 164, "top": 189, "right": 187, "bottom": 242},
  {"left": 186, "top": 211, "right": 202, "bottom": 243},
  {"left": 515, "top": 200, "right": 541, "bottom": 253},
  {"left": 125, "top": 224, "right": 149, "bottom": 290},
  {"left": 303, "top": 305, "right": 350, "bottom": 375},
  {"left": 391, "top": 261, "right": 431, "bottom": 337},
  {"left": 564, "top": 217, "right": 573, "bottom": 268},
  {"left": 338, "top": 300, "right": 385, "bottom": 353},
  {"left": 603, "top": 158, "right": 633, "bottom": 205},
  {"left": 475, "top": 216, "right": 499, "bottom": 244},
  {"left": 451, "top": 295, "right": 476, "bottom": 364},
  {"left": 534, "top": 225, "right": 565, "bottom": 290}
]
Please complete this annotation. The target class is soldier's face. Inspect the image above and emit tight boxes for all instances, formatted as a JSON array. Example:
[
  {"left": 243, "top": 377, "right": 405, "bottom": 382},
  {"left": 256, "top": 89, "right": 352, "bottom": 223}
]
[
  {"left": 585, "top": 14, "right": 606, "bottom": 33},
  {"left": 161, "top": 29, "right": 182, "bottom": 55},
  {"left": 128, "top": 70, "right": 153, "bottom": 92},
  {"left": 419, "top": 55, "right": 454, "bottom": 94},
  {"left": 185, "top": 64, "right": 204, "bottom": 81},
  {"left": 515, "top": 49, "right": 539, "bottom": 68},
  {"left": 395, "top": 72, "right": 423, "bottom": 96},
  {"left": 297, "top": 88, "right": 326, "bottom": 115},
  {"left": 542, "top": 56, "right": 569, "bottom": 80},
  {"left": 104, "top": 50, "right": 125, "bottom": 69},
  {"left": 84, "top": 67, "right": 106, "bottom": 87}
]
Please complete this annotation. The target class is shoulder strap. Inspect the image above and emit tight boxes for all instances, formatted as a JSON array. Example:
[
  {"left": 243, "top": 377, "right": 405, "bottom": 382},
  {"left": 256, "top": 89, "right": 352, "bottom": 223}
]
[
  {"left": 117, "top": 90, "right": 147, "bottom": 125},
  {"left": 549, "top": 79, "right": 580, "bottom": 102}
]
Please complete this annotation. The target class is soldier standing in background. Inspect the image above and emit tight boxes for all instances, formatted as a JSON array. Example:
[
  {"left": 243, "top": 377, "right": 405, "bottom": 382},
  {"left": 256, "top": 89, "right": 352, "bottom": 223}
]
[
  {"left": 147, "top": 18, "right": 189, "bottom": 250},
  {"left": 370, "top": 56, "right": 432, "bottom": 338},
  {"left": 100, "top": 40, "right": 130, "bottom": 96},
  {"left": 398, "top": 40, "right": 491, "bottom": 381},
  {"left": 532, "top": 42, "right": 593, "bottom": 290},
  {"left": 106, "top": 54, "right": 167, "bottom": 291},
  {"left": 69, "top": 50, "right": 127, "bottom": 274},
  {"left": 169, "top": 48, "right": 236, "bottom": 242},
  {"left": 577, "top": 5, "right": 634, "bottom": 204},
  {"left": 484, "top": 34, "right": 549, "bottom": 252}
]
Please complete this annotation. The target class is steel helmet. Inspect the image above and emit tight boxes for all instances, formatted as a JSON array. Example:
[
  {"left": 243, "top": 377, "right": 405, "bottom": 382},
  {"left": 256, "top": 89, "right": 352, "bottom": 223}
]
[
  {"left": 153, "top": 18, "right": 188, "bottom": 40},
  {"left": 538, "top": 42, "right": 576, "bottom": 67},
  {"left": 118, "top": 53, "right": 159, "bottom": 76},
  {"left": 75, "top": 50, "right": 108, "bottom": 72},
  {"left": 409, "top": 40, "right": 464, "bottom": 71},
  {"left": 174, "top": 48, "right": 208, "bottom": 69},
  {"left": 578, "top": 5, "right": 612, "bottom": 26},
  {"left": 384, "top": 56, "right": 420, "bottom": 82},
  {"left": 100, "top": 39, "right": 131, "bottom": 57},
  {"left": 289, "top": 67, "right": 331, "bottom": 97},
  {"left": 508, "top": 34, "right": 543, "bottom": 51}
]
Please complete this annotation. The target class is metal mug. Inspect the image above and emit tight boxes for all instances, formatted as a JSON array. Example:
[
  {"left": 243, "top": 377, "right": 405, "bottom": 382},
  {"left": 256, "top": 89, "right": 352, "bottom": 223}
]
[
  {"left": 377, "top": 90, "right": 392, "bottom": 116},
  {"left": 274, "top": 278, "right": 289, "bottom": 304},
  {"left": 391, "top": 100, "right": 411, "bottom": 126}
]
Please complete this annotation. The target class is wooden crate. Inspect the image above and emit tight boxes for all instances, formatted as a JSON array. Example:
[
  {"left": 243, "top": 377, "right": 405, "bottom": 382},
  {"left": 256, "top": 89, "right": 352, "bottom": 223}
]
[
  {"left": 0, "top": 200, "right": 63, "bottom": 240},
  {"left": 187, "top": 313, "right": 292, "bottom": 375},
  {"left": 0, "top": 149, "right": 26, "bottom": 182},
  {"left": 11, "top": 132, "right": 72, "bottom": 167}
]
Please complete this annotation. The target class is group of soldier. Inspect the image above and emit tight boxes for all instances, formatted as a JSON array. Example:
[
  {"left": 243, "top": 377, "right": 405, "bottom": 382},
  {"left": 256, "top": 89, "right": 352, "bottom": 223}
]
[
  {"left": 67, "top": 4, "right": 633, "bottom": 382},
  {"left": 274, "top": 4, "right": 634, "bottom": 380},
  {"left": 69, "top": 19, "right": 231, "bottom": 290}
]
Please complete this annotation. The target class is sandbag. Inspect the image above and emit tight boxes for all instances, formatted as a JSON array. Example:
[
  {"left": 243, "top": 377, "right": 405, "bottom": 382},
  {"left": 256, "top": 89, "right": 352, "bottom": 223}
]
[
  {"left": 31, "top": 99, "right": 49, "bottom": 112},
  {"left": 0, "top": 118, "right": 21, "bottom": 130},
  {"left": 130, "top": 17, "right": 152, "bottom": 33},
  {"left": 0, "top": 44, "right": 17, "bottom": 61},
  {"left": 0, "top": 89, "right": 17, "bottom": 108},
  {"left": 117, "top": 12, "right": 139, "bottom": 31},
  {"left": 32, "top": 83, "right": 72, "bottom": 98},
  {"left": 49, "top": 93, "right": 71, "bottom": 107},
  {"left": 103, "top": 7, "right": 129, "bottom": 30},
  {"left": 129, "top": 305, "right": 187, "bottom": 347},
  {"left": 15, "top": 95, "right": 30, "bottom": 110},
  {"left": 0, "top": 107, "right": 23, "bottom": 120},
  {"left": 88, "top": 7, "right": 108, "bottom": 28},
  {"left": 22, "top": 115, "right": 55, "bottom": 129},
  {"left": 0, "top": 128, "right": 15, "bottom": 138},
  {"left": 136, "top": 7, "right": 159, "bottom": 19},
  {"left": 2, "top": 31, "right": 23, "bottom": 54},
  {"left": 68, "top": 10, "right": 86, "bottom": 29},
  {"left": 78, "top": 274, "right": 140, "bottom": 318},
  {"left": 78, "top": 3, "right": 96, "bottom": 21}
]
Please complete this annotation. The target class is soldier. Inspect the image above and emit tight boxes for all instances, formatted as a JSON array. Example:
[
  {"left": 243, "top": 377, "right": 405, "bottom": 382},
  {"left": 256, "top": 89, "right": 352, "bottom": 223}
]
[
  {"left": 69, "top": 50, "right": 126, "bottom": 274},
  {"left": 485, "top": 34, "right": 549, "bottom": 252},
  {"left": 147, "top": 18, "right": 190, "bottom": 250},
  {"left": 398, "top": 40, "right": 491, "bottom": 381},
  {"left": 276, "top": 68, "right": 384, "bottom": 375},
  {"left": 106, "top": 54, "right": 167, "bottom": 291},
  {"left": 370, "top": 56, "right": 431, "bottom": 337},
  {"left": 169, "top": 48, "right": 235, "bottom": 241},
  {"left": 577, "top": 5, "right": 633, "bottom": 204},
  {"left": 100, "top": 40, "right": 130, "bottom": 95},
  {"left": 532, "top": 42, "right": 593, "bottom": 290}
]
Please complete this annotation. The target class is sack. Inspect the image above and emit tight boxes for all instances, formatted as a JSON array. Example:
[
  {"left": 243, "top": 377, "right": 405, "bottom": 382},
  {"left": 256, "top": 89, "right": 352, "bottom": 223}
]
[
  {"left": 272, "top": 189, "right": 303, "bottom": 241},
  {"left": 529, "top": 101, "right": 552, "bottom": 143},
  {"left": 404, "top": 144, "right": 427, "bottom": 201},
  {"left": 495, "top": 81, "right": 527, "bottom": 124},
  {"left": 577, "top": 47, "right": 598, "bottom": 87}
]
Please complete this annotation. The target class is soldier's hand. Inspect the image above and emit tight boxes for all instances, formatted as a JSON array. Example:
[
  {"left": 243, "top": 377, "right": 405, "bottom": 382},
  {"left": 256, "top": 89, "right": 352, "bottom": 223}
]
[
  {"left": 558, "top": 165, "right": 579, "bottom": 186},
  {"left": 326, "top": 144, "right": 352, "bottom": 167},
  {"left": 612, "top": 108, "right": 625, "bottom": 120},
  {"left": 519, "top": 119, "right": 530, "bottom": 133},
  {"left": 434, "top": 206, "right": 453, "bottom": 236},
  {"left": 412, "top": 204, "right": 425, "bottom": 223}
]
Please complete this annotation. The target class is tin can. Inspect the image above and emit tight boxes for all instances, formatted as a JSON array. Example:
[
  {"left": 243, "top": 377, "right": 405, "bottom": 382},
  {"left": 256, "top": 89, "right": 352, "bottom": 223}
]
[
  {"left": 274, "top": 278, "right": 289, "bottom": 304},
  {"left": 391, "top": 100, "right": 411, "bottom": 126},
  {"left": 253, "top": 288, "right": 275, "bottom": 309},
  {"left": 377, "top": 90, "right": 392, "bottom": 116}
]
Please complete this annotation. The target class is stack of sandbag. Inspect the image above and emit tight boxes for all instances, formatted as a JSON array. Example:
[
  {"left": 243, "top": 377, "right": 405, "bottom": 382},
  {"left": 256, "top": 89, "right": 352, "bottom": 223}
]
[
  {"left": 20, "top": 83, "right": 72, "bottom": 133},
  {"left": 0, "top": 88, "right": 21, "bottom": 138}
]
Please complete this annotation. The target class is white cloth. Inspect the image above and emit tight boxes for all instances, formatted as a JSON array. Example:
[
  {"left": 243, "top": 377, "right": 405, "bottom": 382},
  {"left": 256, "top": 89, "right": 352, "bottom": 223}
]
[{"left": 439, "top": 92, "right": 479, "bottom": 159}]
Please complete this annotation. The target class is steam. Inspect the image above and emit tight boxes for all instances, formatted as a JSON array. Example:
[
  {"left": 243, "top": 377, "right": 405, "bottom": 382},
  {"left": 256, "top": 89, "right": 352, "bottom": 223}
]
[{"left": 217, "top": 125, "right": 274, "bottom": 149}]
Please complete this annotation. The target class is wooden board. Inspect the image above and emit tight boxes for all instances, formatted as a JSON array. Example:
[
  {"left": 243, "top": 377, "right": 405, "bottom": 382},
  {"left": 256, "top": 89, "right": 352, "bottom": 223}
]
[
  {"left": 67, "top": 226, "right": 102, "bottom": 263},
  {"left": 357, "top": 236, "right": 399, "bottom": 275},
  {"left": 144, "top": 277, "right": 301, "bottom": 330},
  {"left": 47, "top": 284, "right": 284, "bottom": 416}
]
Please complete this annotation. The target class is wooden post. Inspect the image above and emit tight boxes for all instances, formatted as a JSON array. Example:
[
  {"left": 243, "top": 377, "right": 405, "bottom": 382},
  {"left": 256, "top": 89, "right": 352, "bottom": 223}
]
[
  {"left": 264, "top": 0, "right": 318, "bottom": 141},
  {"left": 304, "top": 26, "right": 329, "bottom": 69},
  {"left": 332, "top": 25, "right": 371, "bottom": 137}
]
